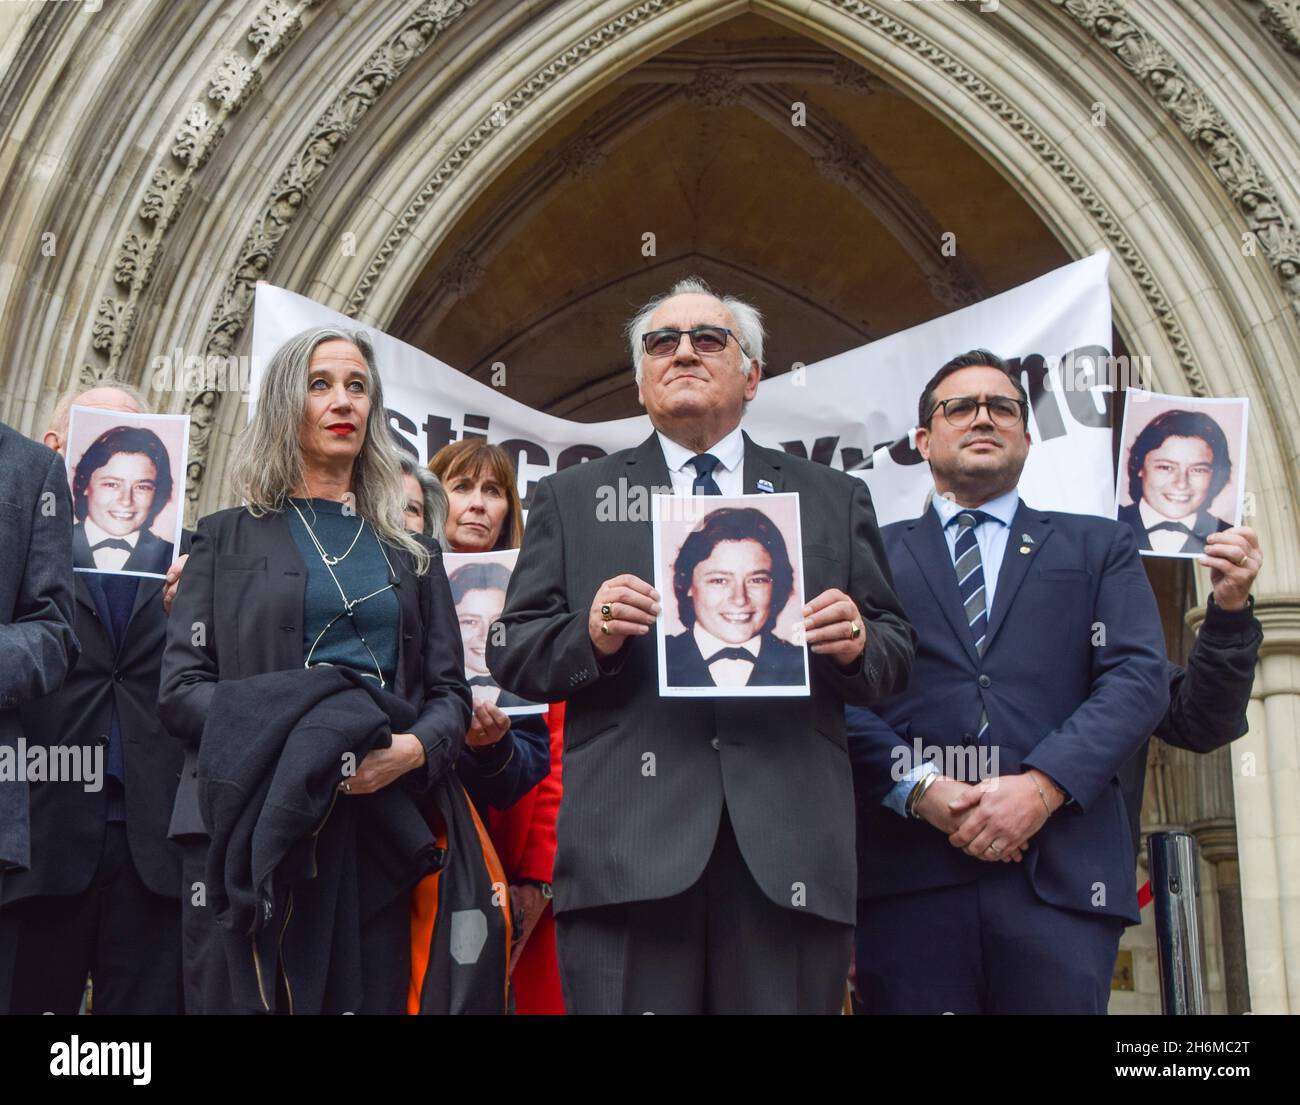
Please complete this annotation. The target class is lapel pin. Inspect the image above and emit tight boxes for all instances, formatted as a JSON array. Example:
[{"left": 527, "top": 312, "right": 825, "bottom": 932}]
[
  {"left": 1021, "top": 533, "right": 1034, "bottom": 544},
  {"left": 1019, "top": 545, "right": 1032, "bottom": 555},
  {"left": 757, "top": 479, "right": 775, "bottom": 493}
]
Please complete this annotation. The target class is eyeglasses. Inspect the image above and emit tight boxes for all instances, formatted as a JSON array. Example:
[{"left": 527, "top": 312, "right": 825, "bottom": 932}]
[
  {"left": 926, "top": 395, "right": 1028, "bottom": 429},
  {"left": 641, "top": 326, "right": 745, "bottom": 358}
]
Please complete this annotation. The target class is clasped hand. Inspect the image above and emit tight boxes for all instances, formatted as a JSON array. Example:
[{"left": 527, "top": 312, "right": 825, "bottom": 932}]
[{"left": 915, "top": 771, "right": 1061, "bottom": 862}]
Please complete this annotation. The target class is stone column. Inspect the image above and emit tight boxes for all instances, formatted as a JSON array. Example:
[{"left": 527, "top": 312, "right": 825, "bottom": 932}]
[{"left": 1201, "top": 596, "right": 1300, "bottom": 1014}]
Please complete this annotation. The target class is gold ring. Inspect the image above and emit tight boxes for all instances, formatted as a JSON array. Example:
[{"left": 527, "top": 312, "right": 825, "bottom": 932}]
[
  {"left": 600, "top": 623, "right": 610, "bottom": 635},
  {"left": 850, "top": 622, "right": 862, "bottom": 639},
  {"left": 601, "top": 603, "right": 612, "bottom": 620},
  {"left": 988, "top": 841, "right": 1001, "bottom": 854},
  {"left": 1238, "top": 553, "right": 1249, "bottom": 567},
  {"left": 340, "top": 781, "right": 351, "bottom": 794}
]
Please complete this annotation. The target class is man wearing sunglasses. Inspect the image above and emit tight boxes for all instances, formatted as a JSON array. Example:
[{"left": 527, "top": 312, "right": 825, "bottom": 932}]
[
  {"left": 489, "top": 276, "right": 914, "bottom": 1014},
  {"left": 846, "top": 349, "right": 1169, "bottom": 1014}
]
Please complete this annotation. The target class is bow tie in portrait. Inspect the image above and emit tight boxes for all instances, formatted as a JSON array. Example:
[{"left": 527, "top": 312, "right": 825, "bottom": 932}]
[
  {"left": 91, "top": 538, "right": 133, "bottom": 553},
  {"left": 706, "top": 647, "right": 756, "bottom": 665},
  {"left": 1146, "top": 520, "right": 1194, "bottom": 537}
]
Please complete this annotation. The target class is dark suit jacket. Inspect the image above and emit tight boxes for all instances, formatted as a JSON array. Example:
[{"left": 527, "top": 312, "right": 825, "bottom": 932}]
[
  {"left": 72, "top": 521, "right": 175, "bottom": 576},
  {"left": 486, "top": 431, "right": 915, "bottom": 925},
  {"left": 664, "top": 629, "right": 805, "bottom": 688},
  {"left": 0, "top": 424, "right": 79, "bottom": 874},
  {"left": 1117, "top": 501, "right": 1230, "bottom": 555},
  {"left": 1117, "top": 597, "right": 1262, "bottom": 858},
  {"left": 2, "top": 535, "right": 193, "bottom": 905},
  {"left": 158, "top": 507, "right": 472, "bottom": 839},
  {"left": 848, "top": 501, "right": 1169, "bottom": 925}
]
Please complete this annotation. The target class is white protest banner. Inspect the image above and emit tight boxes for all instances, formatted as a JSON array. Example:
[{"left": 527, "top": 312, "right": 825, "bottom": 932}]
[{"left": 251, "top": 251, "right": 1118, "bottom": 524}]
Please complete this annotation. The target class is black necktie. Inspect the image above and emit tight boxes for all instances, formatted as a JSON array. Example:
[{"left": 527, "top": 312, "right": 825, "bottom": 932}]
[
  {"left": 705, "top": 647, "right": 755, "bottom": 665},
  {"left": 689, "top": 453, "right": 723, "bottom": 496},
  {"left": 1147, "top": 520, "right": 1194, "bottom": 536},
  {"left": 91, "top": 538, "right": 133, "bottom": 553}
]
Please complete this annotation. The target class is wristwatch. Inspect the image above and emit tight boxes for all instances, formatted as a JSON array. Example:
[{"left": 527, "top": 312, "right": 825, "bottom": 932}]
[{"left": 517, "top": 877, "right": 553, "bottom": 900}]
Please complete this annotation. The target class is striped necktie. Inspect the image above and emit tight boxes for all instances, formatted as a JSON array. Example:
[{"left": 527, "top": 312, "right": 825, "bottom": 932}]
[
  {"left": 953, "top": 510, "right": 993, "bottom": 745},
  {"left": 953, "top": 510, "right": 992, "bottom": 654}
]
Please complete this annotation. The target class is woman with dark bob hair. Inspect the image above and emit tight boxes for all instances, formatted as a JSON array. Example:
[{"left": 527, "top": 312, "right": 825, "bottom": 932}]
[
  {"left": 665, "top": 507, "right": 804, "bottom": 688},
  {"left": 1120, "top": 408, "right": 1233, "bottom": 555}
]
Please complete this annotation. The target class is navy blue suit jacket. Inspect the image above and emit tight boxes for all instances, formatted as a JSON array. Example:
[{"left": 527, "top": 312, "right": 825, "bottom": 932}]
[{"left": 847, "top": 501, "right": 1169, "bottom": 924}]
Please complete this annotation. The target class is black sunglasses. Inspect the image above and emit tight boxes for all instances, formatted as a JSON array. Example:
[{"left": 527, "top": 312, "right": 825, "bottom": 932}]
[{"left": 641, "top": 326, "right": 746, "bottom": 358}]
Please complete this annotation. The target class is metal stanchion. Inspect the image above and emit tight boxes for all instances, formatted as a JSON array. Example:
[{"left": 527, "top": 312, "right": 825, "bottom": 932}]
[{"left": 1148, "top": 830, "right": 1208, "bottom": 1015}]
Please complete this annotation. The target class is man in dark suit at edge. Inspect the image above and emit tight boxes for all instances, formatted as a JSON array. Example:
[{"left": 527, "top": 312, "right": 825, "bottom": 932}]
[
  {"left": 488, "top": 277, "right": 915, "bottom": 1014},
  {"left": 0, "top": 384, "right": 185, "bottom": 1014}
]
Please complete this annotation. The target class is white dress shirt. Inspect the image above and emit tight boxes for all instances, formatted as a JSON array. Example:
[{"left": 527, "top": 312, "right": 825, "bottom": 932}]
[
  {"left": 84, "top": 516, "right": 139, "bottom": 571},
  {"left": 656, "top": 425, "right": 746, "bottom": 497}
]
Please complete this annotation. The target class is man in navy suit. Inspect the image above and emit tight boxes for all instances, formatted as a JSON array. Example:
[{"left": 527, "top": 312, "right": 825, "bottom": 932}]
[{"left": 848, "top": 349, "right": 1169, "bottom": 1014}]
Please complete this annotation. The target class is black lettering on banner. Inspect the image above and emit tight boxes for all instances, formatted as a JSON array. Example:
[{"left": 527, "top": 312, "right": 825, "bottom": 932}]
[
  {"left": 1009, "top": 354, "right": 1066, "bottom": 443},
  {"left": 1054, "top": 344, "right": 1113, "bottom": 428},
  {"left": 463, "top": 413, "right": 490, "bottom": 441},
  {"left": 556, "top": 443, "right": 606, "bottom": 471},
  {"left": 422, "top": 414, "right": 456, "bottom": 458},
  {"left": 499, "top": 438, "right": 550, "bottom": 509},
  {"left": 386, "top": 409, "right": 420, "bottom": 458}
]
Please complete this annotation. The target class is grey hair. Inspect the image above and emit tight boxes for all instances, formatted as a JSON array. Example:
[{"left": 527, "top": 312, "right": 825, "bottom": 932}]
[
  {"left": 627, "top": 276, "right": 765, "bottom": 386},
  {"left": 48, "top": 377, "right": 150, "bottom": 440},
  {"left": 398, "top": 452, "right": 450, "bottom": 550},
  {"left": 229, "top": 325, "right": 431, "bottom": 574}
]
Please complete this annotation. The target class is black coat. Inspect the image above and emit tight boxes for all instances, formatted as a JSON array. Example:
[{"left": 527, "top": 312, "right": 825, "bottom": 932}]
[
  {"left": 197, "top": 666, "right": 443, "bottom": 1014},
  {"left": 664, "top": 629, "right": 806, "bottom": 687},
  {"left": 72, "top": 522, "right": 175, "bottom": 576},
  {"left": 159, "top": 507, "right": 473, "bottom": 839},
  {"left": 0, "top": 425, "right": 79, "bottom": 874},
  {"left": 2, "top": 536, "right": 191, "bottom": 905},
  {"left": 487, "top": 431, "right": 914, "bottom": 926},
  {"left": 1117, "top": 596, "right": 1263, "bottom": 857}
]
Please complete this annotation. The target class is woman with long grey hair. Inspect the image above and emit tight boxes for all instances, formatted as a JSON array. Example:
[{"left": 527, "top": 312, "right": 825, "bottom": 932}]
[{"left": 160, "top": 326, "right": 478, "bottom": 1013}]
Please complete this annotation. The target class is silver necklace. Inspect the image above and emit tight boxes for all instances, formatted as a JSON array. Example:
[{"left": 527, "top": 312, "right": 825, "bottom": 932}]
[
  {"left": 289, "top": 497, "right": 365, "bottom": 566},
  {"left": 288, "top": 498, "right": 397, "bottom": 688}
]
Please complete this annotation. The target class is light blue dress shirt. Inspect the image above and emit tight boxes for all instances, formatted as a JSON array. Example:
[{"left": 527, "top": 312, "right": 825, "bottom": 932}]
[{"left": 881, "top": 488, "right": 1021, "bottom": 817}]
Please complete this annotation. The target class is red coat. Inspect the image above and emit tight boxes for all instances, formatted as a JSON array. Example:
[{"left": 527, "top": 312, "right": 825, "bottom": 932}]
[{"left": 488, "top": 701, "right": 565, "bottom": 1014}]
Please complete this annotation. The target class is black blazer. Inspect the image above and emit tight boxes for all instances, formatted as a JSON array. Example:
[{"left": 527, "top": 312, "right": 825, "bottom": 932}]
[
  {"left": 0, "top": 425, "right": 79, "bottom": 874},
  {"left": 664, "top": 629, "right": 805, "bottom": 687},
  {"left": 72, "top": 522, "right": 175, "bottom": 576},
  {"left": 487, "top": 431, "right": 914, "bottom": 925},
  {"left": 159, "top": 507, "right": 472, "bottom": 838},
  {"left": 1117, "top": 501, "right": 1230, "bottom": 555},
  {"left": 3, "top": 537, "right": 192, "bottom": 905}
]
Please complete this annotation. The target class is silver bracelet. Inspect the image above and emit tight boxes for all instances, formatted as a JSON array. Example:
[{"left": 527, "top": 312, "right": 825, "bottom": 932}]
[{"left": 907, "top": 771, "right": 939, "bottom": 818}]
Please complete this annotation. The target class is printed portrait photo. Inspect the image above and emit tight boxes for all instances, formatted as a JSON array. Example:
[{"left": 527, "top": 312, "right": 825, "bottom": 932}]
[
  {"left": 445, "top": 548, "right": 546, "bottom": 716},
  {"left": 1114, "top": 390, "right": 1249, "bottom": 559},
  {"left": 652, "top": 493, "right": 809, "bottom": 698},
  {"left": 65, "top": 406, "right": 190, "bottom": 579}
]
